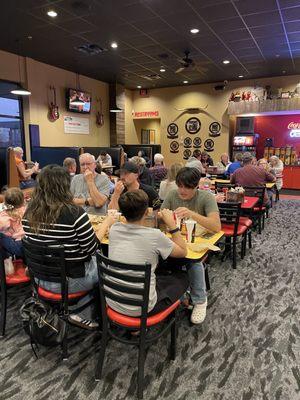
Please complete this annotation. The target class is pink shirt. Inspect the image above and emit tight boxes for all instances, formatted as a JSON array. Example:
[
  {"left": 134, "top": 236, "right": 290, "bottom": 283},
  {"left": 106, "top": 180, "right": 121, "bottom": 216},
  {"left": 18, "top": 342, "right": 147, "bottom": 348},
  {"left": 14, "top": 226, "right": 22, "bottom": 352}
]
[{"left": 0, "top": 205, "right": 26, "bottom": 241}]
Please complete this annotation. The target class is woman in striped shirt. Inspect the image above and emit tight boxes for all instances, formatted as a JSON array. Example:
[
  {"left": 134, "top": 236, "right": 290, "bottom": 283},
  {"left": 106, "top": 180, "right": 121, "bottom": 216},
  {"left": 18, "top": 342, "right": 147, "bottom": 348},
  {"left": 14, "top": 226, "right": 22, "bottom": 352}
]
[{"left": 23, "top": 165, "right": 111, "bottom": 329}]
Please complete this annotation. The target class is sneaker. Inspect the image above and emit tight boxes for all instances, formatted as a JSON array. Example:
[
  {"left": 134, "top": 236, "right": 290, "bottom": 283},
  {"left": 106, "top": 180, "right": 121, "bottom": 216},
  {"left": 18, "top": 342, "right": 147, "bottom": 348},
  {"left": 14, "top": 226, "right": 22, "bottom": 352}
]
[
  {"left": 190, "top": 300, "right": 207, "bottom": 324},
  {"left": 68, "top": 314, "right": 99, "bottom": 330}
]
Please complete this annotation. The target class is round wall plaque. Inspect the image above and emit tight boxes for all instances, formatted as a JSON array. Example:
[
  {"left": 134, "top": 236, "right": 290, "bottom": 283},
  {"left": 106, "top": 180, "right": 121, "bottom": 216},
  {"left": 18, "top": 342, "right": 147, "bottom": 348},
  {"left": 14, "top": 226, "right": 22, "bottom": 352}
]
[
  {"left": 170, "top": 140, "right": 179, "bottom": 153},
  {"left": 209, "top": 122, "right": 221, "bottom": 137},
  {"left": 183, "top": 149, "right": 192, "bottom": 160},
  {"left": 204, "top": 138, "right": 214, "bottom": 152},
  {"left": 183, "top": 137, "right": 192, "bottom": 148},
  {"left": 167, "top": 123, "right": 178, "bottom": 138},
  {"left": 185, "top": 117, "right": 201, "bottom": 134},
  {"left": 193, "top": 137, "right": 202, "bottom": 148}
]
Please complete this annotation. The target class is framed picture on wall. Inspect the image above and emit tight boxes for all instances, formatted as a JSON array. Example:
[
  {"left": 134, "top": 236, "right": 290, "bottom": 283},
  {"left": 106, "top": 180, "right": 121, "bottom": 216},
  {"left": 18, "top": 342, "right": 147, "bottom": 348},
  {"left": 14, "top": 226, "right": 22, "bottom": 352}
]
[
  {"left": 141, "top": 129, "right": 150, "bottom": 144},
  {"left": 149, "top": 129, "right": 155, "bottom": 144}
]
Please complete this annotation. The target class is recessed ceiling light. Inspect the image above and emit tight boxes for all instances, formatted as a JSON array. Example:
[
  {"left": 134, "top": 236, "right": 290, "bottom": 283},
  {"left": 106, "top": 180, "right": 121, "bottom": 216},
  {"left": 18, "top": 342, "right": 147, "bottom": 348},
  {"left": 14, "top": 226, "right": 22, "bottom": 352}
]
[
  {"left": 223, "top": 60, "right": 230, "bottom": 64},
  {"left": 27, "top": 36, "right": 32, "bottom": 40},
  {"left": 111, "top": 42, "right": 118, "bottom": 49},
  {"left": 137, "top": 85, "right": 142, "bottom": 89},
  {"left": 160, "top": 67, "right": 166, "bottom": 72},
  {"left": 190, "top": 28, "right": 199, "bottom": 34},
  {"left": 238, "top": 75, "right": 244, "bottom": 78},
  {"left": 47, "top": 10, "right": 57, "bottom": 17},
  {"left": 276, "top": 54, "right": 280, "bottom": 58},
  {"left": 282, "top": 70, "right": 286, "bottom": 74},
  {"left": 183, "top": 80, "right": 188, "bottom": 84}
]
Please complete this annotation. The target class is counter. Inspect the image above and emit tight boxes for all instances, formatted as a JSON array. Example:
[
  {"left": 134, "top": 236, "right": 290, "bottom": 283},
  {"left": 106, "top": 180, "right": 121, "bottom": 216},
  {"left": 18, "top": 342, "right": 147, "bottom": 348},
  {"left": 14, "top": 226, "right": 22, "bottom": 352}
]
[{"left": 282, "top": 166, "right": 300, "bottom": 190}]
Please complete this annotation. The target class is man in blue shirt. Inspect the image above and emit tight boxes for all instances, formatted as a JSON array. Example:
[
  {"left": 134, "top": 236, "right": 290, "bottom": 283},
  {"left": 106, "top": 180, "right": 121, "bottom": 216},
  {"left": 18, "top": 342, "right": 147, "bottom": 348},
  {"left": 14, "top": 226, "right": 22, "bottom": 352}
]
[{"left": 226, "top": 153, "right": 243, "bottom": 176}]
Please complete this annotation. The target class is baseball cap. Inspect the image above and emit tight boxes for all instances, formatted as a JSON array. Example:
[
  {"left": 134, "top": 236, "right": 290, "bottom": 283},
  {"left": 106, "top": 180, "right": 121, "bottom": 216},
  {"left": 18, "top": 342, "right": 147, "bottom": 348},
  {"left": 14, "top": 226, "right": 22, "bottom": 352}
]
[{"left": 117, "top": 162, "right": 139, "bottom": 175}]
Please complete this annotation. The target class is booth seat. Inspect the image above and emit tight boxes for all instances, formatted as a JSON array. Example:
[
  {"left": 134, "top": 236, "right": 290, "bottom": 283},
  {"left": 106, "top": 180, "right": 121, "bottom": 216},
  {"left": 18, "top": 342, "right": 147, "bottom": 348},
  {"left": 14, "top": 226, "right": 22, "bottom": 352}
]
[
  {"left": 0, "top": 147, "right": 8, "bottom": 189},
  {"left": 31, "top": 146, "right": 82, "bottom": 174},
  {"left": 122, "top": 144, "right": 161, "bottom": 165}
]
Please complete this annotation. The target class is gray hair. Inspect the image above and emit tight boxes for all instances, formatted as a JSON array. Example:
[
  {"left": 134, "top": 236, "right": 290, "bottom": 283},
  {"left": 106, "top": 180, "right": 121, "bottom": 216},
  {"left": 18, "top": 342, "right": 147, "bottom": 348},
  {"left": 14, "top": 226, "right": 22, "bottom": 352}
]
[
  {"left": 242, "top": 152, "right": 253, "bottom": 165},
  {"left": 79, "top": 153, "right": 95, "bottom": 162},
  {"left": 154, "top": 153, "right": 164, "bottom": 163},
  {"left": 63, "top": 157, "right": 76, "bottom": 168}
]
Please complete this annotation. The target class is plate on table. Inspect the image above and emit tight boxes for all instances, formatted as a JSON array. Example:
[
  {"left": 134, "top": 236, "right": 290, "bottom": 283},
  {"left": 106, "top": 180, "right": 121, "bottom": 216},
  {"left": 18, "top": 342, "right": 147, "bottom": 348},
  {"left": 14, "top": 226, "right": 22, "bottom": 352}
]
[{"left": 88, "top": 215, "right": 106, "bottom": 225}]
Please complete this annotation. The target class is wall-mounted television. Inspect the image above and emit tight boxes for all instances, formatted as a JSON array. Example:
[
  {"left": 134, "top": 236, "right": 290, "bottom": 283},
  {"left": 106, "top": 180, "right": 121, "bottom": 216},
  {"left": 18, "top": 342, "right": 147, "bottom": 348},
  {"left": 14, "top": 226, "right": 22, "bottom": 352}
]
[
  {"left": 66, "top": 88, "right": 91, "bottom": 113},
  {"left": 233, "top": 136, "right": 255, "bottom": 146}
]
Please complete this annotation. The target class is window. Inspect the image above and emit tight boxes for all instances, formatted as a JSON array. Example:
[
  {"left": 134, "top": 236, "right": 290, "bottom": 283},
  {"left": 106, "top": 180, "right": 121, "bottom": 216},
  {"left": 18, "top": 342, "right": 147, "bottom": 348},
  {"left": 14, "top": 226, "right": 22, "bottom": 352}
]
[{"left": 0, "top": 81, "right": 25, "bottom": 148}]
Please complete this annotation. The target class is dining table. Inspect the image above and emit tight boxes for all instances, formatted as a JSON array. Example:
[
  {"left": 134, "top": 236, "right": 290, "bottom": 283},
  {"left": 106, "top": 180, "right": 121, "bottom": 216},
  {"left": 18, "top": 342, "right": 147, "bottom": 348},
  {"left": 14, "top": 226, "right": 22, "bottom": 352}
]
[
  {"left": 89, "top": 214, "right": 224, "bottom": 262},
  {"left": 210, "top": 179, "right": 276, "bottom": 190}
]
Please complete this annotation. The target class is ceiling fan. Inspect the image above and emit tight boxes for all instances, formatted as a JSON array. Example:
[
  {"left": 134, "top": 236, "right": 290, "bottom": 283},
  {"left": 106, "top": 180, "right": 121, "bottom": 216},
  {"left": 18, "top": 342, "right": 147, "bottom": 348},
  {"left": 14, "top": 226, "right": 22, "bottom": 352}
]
[{"left": 175, "top": 51, "right": 209, "bottom": 75}]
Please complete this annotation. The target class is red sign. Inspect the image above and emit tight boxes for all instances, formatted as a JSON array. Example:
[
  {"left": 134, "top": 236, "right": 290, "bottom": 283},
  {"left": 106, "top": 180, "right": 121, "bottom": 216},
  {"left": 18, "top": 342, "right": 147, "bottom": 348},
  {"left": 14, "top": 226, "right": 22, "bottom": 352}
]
[
  {"left": 133, "top": 111, "right": 159, "bottom": 118},
  {"left": 288, "top": 122, "right": 300, "bottom": 129}
]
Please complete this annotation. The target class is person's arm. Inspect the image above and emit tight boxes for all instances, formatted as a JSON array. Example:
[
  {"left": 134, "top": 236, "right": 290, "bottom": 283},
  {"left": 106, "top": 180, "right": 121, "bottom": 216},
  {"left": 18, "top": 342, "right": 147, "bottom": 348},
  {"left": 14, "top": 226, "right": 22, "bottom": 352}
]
[
  {"left": 175, "top": 207, "right": 221, "bottom": 233},
  {"left": 85, "top": 171, "right": 108, "bottom": 208},
  {"left": 265, "top": 171, "right": 276, "bottom": 182},
  {"left": 108, "top": 180, "right": 125, "bottom": 210},
  {"left": 230, "top": 171, "right": 236, "bottom": 184},
  {"left": 95, "top": 216, "right": 116, "bottom": 242},
  {"left": 74, "top": 211, "right": 98, "bottom": 255},
  {"left": 159, "top": 209, "right": 187, "bottom": 258},
  {"left": 17, "top": 162, "right": 38, "bottom": 179}
]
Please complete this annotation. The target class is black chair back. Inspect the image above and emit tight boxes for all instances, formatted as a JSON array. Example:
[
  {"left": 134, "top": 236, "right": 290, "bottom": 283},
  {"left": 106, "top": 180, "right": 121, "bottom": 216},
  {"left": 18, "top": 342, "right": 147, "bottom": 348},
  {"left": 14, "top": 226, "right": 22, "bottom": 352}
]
[
  {"left": 243, "top": 186, "right": 266, "bottom": 210},
  {"left": 22, "top": 237, "right": 69, "bottom": 308},
  {"left": 215, "top": 182, "right": 236, "bottom": 192},
  {"left": 218, "top": 202, "right": 241, "bottom": 236},
  {"left": 96, "top": 251, "right": 151, "bottom": 327}
]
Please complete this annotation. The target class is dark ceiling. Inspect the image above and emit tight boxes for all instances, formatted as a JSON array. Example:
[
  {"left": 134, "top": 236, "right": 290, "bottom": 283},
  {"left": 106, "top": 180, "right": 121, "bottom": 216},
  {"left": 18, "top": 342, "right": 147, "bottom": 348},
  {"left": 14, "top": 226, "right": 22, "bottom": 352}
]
[{"left": 1, "top": 0, "right": 300, "bottom": 89}]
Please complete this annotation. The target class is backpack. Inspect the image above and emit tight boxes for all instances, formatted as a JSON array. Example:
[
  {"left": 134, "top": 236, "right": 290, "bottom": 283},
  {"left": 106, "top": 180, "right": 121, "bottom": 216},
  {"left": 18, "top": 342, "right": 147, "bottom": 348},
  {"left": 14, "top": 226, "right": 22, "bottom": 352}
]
[{"left": 20, "top": 297, "right": 67, "bottom": 357}]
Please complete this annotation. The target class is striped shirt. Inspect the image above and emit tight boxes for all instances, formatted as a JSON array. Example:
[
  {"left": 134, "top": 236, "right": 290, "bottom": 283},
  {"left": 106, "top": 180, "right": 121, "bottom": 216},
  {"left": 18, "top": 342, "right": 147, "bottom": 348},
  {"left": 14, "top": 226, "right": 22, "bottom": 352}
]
[{"left": 22, "top": 205, "right": 98, "bottom": 278}]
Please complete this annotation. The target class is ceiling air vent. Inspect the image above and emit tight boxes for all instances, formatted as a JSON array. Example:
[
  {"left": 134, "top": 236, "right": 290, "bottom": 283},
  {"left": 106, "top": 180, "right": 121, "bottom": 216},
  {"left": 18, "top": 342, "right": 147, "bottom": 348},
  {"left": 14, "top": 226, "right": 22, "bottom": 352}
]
[
  {"left": 75, "top": 44, "right": 105, "bottom": 55},
  {"left": 141, "top": 74, "right": 162, "bottom": 81}
]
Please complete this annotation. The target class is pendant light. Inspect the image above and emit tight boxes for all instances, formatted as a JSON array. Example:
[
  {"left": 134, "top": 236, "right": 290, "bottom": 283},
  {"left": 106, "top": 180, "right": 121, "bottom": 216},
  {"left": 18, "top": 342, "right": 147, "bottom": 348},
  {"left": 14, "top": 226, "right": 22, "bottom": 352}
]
[
  {"left": 11, "top": 55, "right": 31, "bottom": 96},
  {"left": 110, "top": 105, "right": 123, "bottom": 113},
  {"left": 70, "top": 73, "right": 85, "bottom": 106},
  {"left": 110, "top": 79, "right": 123, "bottom": 113}
]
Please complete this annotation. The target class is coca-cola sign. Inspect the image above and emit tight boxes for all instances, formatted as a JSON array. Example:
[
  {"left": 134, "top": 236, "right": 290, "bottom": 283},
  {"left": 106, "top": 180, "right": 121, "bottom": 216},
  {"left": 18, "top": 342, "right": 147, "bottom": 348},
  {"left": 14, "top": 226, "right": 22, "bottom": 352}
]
[{"left": 288, "top": 122, "right": 300, "bottom": 129}]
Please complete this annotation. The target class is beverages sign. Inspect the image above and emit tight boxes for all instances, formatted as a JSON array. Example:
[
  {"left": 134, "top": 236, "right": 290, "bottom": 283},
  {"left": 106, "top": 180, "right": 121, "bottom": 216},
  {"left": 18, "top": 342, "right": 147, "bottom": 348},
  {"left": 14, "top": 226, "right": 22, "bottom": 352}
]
[{"left": 287, "top": 122, "right": 300, "bottom": 137}]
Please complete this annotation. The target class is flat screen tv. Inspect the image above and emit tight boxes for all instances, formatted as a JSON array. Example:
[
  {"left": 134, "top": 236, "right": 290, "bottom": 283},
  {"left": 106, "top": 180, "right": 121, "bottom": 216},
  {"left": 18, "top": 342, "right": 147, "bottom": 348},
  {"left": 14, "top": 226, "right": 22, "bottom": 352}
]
[
  {"left": 233, "top": 136, "right": 255, "bottom": 146},
  {"left": 66, "top": 88, "right": 91, "bottom": 113}
]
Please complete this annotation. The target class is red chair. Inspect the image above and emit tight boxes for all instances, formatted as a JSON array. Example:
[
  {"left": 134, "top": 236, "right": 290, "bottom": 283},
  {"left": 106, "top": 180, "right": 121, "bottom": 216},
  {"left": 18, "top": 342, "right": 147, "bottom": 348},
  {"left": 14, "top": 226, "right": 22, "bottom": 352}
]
[
  {"left": 239, "top": 216, "right": 253, "bottom": 257},
  {"left": 22, "top": 238, "right": 93, "bottom": 360},
  {"left": 95, "top": 251, "right": 181, "bottom": 399},
  {"left": 243, "top": 186, "right": 266, "bottom": 234},
  {"left": 218, "top": 202, "right": 247, "bottom": 269},
  {"left": 0, "top": 256, "right": 30, "bottom": 336}
]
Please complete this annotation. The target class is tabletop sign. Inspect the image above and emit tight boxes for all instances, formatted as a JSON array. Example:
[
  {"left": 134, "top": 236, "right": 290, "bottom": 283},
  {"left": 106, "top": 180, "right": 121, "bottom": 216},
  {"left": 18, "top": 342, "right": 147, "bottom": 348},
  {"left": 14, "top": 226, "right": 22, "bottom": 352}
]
[
  {"left": 209, "top": 122, "right": 221, "bottom": 137},
  {"left": 185, "top": 117, "right": 201, "bottom": 134},
  {"left": 167, "top": 123, "right": 178, "bottom": 138},
  {"left": 64, "top": 116, "right": 89, "bottom": 134},
  {"left": 132, "top": 111, "right": 159, "bottom": 118}
]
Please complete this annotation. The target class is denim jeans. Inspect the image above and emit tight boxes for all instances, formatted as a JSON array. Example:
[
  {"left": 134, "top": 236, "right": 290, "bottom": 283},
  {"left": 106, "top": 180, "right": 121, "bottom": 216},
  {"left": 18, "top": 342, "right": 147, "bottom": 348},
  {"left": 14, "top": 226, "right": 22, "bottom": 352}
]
[
  {"left": 38, "top": 256, "right": 99, "bottom": 320},
  {"left": 186, "top": 261, "right": 207, "bottom": 304},
  {"left": 0, "top": 233, "right": 24, "bottom": 258}
]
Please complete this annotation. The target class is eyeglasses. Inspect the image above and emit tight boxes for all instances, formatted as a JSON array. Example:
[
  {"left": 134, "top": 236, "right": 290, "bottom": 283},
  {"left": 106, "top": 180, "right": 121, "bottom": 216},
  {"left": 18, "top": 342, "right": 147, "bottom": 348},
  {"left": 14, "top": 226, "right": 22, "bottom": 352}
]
[{"left": 80, "top": 162, "right": 94, "bottom": 167}]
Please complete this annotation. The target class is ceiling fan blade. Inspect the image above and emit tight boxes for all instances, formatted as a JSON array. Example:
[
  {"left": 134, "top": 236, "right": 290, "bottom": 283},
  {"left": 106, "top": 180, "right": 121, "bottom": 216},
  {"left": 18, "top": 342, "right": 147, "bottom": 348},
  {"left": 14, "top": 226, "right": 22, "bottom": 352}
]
[{"left": 175, "top": 66, "right": 185, "bottom": 74}]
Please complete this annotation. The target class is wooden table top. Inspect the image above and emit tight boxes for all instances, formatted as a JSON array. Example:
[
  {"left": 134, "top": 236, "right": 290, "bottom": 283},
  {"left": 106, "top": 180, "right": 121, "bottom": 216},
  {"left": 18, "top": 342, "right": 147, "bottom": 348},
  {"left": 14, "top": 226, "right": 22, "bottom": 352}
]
[{"left": 211, "top": 179, "right": 276, "bottom": 189}]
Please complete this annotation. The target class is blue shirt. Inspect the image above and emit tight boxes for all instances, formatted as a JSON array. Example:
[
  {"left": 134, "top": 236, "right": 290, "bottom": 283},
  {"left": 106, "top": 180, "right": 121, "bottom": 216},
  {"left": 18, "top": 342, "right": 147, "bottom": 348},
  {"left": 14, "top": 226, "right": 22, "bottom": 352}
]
[{"left": 226, "top": 161, "right": 242, "bottom": 176}]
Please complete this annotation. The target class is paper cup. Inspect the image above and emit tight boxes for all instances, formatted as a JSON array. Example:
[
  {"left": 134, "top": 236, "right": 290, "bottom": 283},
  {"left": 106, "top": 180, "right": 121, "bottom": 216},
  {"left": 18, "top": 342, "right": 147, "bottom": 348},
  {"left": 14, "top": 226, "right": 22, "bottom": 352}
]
[
  {"left": 108, "top": 209, "right": 118, "bottom": 217},
  {"left": 185, "top": 219, "right": 196, "bottom": 243}
]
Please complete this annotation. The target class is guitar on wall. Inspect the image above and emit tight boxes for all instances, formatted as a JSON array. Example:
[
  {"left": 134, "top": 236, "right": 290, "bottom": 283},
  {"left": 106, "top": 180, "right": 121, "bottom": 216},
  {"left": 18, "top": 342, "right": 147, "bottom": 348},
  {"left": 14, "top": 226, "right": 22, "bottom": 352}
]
[
  {"left": 48, "top": 85, "right": 59, "bottom": 122},
  {"left": 96, "top": 97, "right": 104, "bottom": 127}
]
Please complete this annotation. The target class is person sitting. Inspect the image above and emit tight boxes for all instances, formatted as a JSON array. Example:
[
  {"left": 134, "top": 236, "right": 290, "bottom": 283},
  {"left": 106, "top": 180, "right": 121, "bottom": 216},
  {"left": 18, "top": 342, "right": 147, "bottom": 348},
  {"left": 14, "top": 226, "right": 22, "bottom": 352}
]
[
  {"left": 269, "top": 156, "right": 284, "bottom": 191},
  {"left": 230, "top": 153, "right": 276, "bottom": 204},
  {"left": 97, "top": 190, "right": 188, "bottom": 317},
  {"left": 186, "top": 149, "right": 205, "bottom": 174},
  {"left": 0, "top": 188, "right": 26, "bottom": 262},
  {"left": 71, "top": 153, "right": 110, "bottom": 215},
  {"left": 130, "top": 156, "right": 153, "bottom": 186},
  {"left": 96, "top": 151, "right": 113, "bottom": 174},
  {"left": 149, "top": 154, "right": 168, "bottom": 188},
  {"left": 216, "top": 153, "right": 231, "bottom": 172},
  {"left": 13, "top": 147, "right": 39, "bottom": 189},
  {"left": 159, "top": 163, "right": 182, "bottom": 200},
  {"left": 22, "top": 165, "right": 100, "bottom": 329},
  {"left": 200, "top": 152, "right": 214, "bottom": 170},
  {"left": 109, "top": 162, "right": 160, "bottom": 210},
  {"left": 137, "top": 150, "right": 151, "bottom": 167},
  {"left": 257, "top": 158, "right": 276, "bottom": 201},
  {"left": 63, "top": 157, "right": 77, "bottom": 178},
  {"left": 226, "top": 152, "right": 243, "bottom": 176},
  {"left": 161, "top": 167, "right": 221, "bottom": 324}
]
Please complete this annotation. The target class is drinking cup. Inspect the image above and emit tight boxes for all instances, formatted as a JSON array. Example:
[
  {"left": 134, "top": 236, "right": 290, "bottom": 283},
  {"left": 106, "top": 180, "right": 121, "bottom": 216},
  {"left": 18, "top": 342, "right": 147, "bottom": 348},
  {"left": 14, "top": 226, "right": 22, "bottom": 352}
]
[{"left": 185, "top": 219, "right": 196, "bottom": 243}]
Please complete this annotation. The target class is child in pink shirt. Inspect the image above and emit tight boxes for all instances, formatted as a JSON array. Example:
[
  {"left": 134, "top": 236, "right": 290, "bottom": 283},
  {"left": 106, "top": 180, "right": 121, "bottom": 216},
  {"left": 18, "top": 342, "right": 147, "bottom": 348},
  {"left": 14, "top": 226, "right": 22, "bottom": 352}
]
[{"left": 0, "top": 188, "right": 26, "bottom": 260}]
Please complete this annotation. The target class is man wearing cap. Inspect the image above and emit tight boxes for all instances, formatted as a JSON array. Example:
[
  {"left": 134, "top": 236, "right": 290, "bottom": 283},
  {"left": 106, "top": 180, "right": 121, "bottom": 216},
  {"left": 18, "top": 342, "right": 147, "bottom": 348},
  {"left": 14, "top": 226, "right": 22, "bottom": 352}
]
[
  {"left": 109, "top": 161, "right": 160, "bottom": 210},
  {"left": 230, "top": 152, "right": 276, "bottom": 203},
  {"left": 71, "top": 153, "right": 110, "bottom": 215}
]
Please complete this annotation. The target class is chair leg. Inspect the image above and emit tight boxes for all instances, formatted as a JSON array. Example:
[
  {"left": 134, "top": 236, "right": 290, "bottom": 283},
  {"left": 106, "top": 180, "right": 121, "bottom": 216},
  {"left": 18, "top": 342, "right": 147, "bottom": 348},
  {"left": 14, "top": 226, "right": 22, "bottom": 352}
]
[
  {"left": 241, "top": 234, "right": 246, "bottom": 259},
  {"left": 0, "top": 282, "right": 7, "bottom": 337},
  {"left": 95, "top": 323, "right": 108, "bottom": 381},
  {"left": 232, "top": 237, "right": 237, "bottom": 269},
  {"left": 204, "top": 264, "right": 210, "bottom": 291},
  {"left": 258, "top": 215, "right": 262, "bottom": 234},
  {"left": 248, "top": 230, "right": 252, "bottom": 249},
  {"left": 61, "top": 322, "right": 69, "bottom": 360},
  {"left": 137, "top": 335, "right": 146, "bottom": 399},
  {"left": 170, "top": 317, "right": 177, "bottom": 361},
  {"left": 262, "top": 213, "right": 265, "bottom": 230}
]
